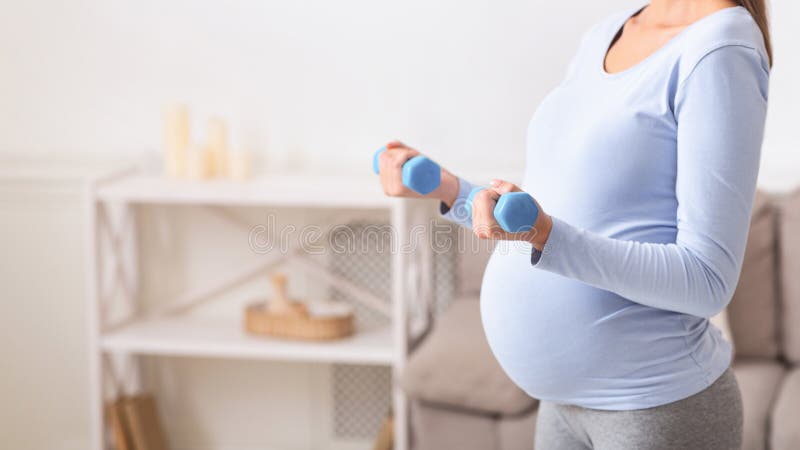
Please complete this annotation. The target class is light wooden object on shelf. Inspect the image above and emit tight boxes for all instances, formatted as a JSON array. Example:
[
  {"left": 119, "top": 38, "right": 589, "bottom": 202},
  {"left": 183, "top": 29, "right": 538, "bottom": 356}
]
[
  {"left": 163, "top": 103, "right": 189, "bottom": 178},
  {"left": 372, "top": 412, "right": 394, "bottom": 450},
  {"left": 123, "top": 394, "right": 170, "bottom": 450},
  {"left": 107, "top": 399, "right": 133, "bottom": 450},
  {"left": 185, "top": 144, "right": 213, "bottom": 180},
  {"left": 207, "top": 117, "right": 228, "bottom": 177},
  {"left": 245, "top": 274, "right": 355, "bottom": 340},
  {"left": 228, "top": 149, "right": 252, "bottom": 181}
]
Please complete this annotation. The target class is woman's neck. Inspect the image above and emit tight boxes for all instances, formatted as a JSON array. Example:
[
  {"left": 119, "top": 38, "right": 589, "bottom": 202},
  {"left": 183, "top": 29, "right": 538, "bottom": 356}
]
[{"left": 639, "top": 0, "right": 738, "bottom": 28}]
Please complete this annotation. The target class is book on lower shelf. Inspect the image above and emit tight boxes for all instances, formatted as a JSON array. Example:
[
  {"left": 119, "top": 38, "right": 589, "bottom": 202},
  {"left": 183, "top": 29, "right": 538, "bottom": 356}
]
[{"left": 107, "top": 393, "right": 170, "bottom": 450}]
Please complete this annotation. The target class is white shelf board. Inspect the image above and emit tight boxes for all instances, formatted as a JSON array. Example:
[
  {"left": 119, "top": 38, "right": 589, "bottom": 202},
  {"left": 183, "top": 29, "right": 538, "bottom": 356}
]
[
  {"left": 100, "top": 316, "right": 395, "bottom": 365},
  {"left": 93, "top": 173, "right": 395, "bottom": 208}
]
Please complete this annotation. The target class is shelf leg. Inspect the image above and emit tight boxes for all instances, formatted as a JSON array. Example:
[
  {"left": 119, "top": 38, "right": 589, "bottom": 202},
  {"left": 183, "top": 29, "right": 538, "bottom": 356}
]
[
  {"left": 392, "top": 199, "right": 409, "bottom": 450},
  {"left": 86, "top": 188, "right": 105, "bottom": 450}
]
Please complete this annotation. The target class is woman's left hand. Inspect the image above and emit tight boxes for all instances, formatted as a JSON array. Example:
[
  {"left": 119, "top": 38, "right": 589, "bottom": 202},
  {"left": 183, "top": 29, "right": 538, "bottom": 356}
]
[{"left": 471, "top": 179, "right": 553, "bottom": 251}]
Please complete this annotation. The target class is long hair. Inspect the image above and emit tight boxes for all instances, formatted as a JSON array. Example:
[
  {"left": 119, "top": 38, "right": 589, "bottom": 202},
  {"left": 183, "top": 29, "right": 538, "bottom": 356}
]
[{"left": 738, "top": 0, "right": 773, "bottom": 66}]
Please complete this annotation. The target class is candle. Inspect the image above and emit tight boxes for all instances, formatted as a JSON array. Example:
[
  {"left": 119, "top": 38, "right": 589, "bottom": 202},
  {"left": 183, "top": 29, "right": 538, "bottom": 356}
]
[
  {"left": 163, "top": 103, "right": 189, "bottom": 178},
  {"left": 228, "top": 149, "right": 252, "bottom": 181},
  {"left": 186, "top": 145, "right": 213, "bottom": 180},
  {"left": 207, "top": 118, "right": 228, "bottom": 177}
]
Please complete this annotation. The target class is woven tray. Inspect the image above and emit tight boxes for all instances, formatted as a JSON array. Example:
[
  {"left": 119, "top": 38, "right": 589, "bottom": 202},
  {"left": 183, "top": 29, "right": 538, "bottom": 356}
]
[
  {"left": 244, "top": 274, "right": 355, "bottom": 341},
  {"left": 244, "top": 303, "right": 354, "bottom": 340}
]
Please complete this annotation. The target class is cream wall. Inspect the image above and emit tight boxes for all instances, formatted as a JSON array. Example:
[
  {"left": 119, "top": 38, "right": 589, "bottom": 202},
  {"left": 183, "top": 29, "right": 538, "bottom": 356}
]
[
  {"left": 1, "top": 1, "right": 798, "bottom": 449},
  {"left": 760, "top": 0, "right": 800, "bottom": 191},
  {"left": 0, "top": 0, "right": 636, "bottom": 175},
  {"left": 0, "top": 182, "right": 89, "bottom": 450},
  {"left": 1, "top": 1, "right": 797, "bottom": 187}
]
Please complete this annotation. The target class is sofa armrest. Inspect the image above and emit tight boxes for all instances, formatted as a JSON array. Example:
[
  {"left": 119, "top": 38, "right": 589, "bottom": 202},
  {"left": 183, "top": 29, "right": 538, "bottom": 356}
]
[{"left": 401, "top": 297, "right": 537, "bottom": 416}]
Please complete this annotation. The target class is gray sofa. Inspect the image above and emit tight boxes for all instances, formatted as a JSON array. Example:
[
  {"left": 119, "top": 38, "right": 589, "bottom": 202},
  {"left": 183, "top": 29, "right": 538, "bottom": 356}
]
[{"left": 401, "top": 190, "right": 800, "bottom": 450}]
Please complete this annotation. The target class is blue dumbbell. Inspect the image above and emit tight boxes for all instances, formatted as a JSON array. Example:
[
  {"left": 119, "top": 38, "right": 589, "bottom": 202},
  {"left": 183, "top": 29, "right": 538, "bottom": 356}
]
[
  {"left": 466, "top": 187, "right": 539, "bottom": 233},
  {"left": 372, "top": 146, "right": 441, "bottom": 195}
]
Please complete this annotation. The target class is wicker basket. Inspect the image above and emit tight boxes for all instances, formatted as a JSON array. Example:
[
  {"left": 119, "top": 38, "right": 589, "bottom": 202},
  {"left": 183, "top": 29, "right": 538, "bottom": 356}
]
[{"left": 244, "top": 274, "right": 355, "bottom": 341}]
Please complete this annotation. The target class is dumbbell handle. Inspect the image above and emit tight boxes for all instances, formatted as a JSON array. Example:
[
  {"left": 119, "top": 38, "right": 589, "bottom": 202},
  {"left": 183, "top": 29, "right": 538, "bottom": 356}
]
[
  {"left": 466, "top": 188, "right": 539, "bottom": 233},
  {"left": 372, "top": 146, "right": 441, "bottom": 195}
]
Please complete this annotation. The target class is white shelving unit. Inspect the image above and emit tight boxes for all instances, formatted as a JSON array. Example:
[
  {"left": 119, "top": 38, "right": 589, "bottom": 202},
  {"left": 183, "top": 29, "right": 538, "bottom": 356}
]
[{"left": 86, "top": 167, "right": 434, "bottom": 450}]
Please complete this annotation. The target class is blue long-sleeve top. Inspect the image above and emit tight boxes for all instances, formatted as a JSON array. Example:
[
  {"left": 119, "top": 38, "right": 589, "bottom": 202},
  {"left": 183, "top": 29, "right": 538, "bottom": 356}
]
[{"left": 442, "top": 5, "right": 769, "bottom": 409}]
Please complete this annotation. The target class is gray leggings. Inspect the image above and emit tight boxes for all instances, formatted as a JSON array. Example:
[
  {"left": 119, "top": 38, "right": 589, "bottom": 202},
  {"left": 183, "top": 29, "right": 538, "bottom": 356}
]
[{"left": 534, "top": 367, "right": 742, "bottom": 450}]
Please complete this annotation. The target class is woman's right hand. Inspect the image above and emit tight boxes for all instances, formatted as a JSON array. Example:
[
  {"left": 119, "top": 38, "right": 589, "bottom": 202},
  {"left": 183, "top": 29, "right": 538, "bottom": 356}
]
[{"left": 377, "top": 140, "right": 460, "bottom": 208}]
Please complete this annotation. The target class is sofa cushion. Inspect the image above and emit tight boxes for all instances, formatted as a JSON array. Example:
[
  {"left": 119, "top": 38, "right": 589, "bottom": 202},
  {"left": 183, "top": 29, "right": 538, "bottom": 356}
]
[
  {"left": 733, "top": 358, "right": 785, "bottom": 450},
  {"left": 727, "top": 191, "right": 780, "bottom": 358},
  {"left": 401, "top": 298, "right": 536, "bottom": 416},
  {"left": 780, "top": 189, "right": 800, "bottom": 363},
  {"left": 771, "top": 368, "right": 800, "bottom": 450},
  {"left": 410, "top": 400, "right": 498, "bottom": 450}
]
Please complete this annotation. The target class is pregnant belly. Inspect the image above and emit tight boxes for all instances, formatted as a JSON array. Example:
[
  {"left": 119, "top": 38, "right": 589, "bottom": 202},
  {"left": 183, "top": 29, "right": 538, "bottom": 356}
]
[{"left": 479, "top": 242, "right": 709, "bottom": 403}]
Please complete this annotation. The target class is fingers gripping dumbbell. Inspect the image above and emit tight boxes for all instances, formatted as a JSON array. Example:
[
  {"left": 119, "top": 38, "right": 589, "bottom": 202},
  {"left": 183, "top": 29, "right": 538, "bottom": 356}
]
[
  {"left": 372, "top": 146, "right": 441, "bottom": 195},
  {"left": 466, "top": 187, "right": 540, "bottom": 233}
]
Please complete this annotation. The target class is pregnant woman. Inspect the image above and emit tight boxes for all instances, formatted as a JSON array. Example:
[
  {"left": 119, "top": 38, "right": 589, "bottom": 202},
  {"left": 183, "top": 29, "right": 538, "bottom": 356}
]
[{"left": 376, "top": 0, "right": 771, "bottom": 448}]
